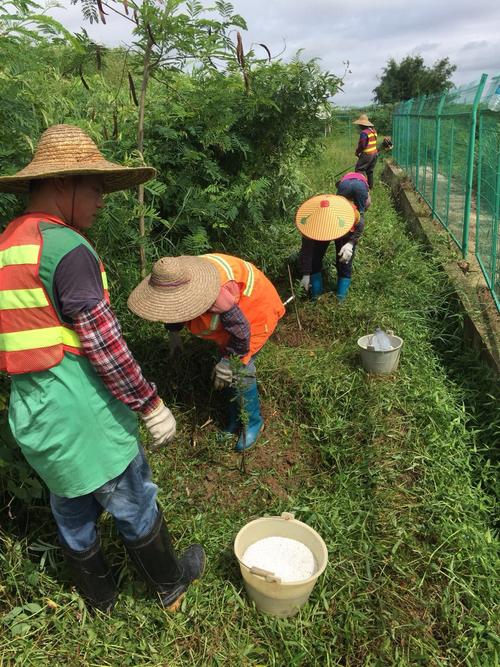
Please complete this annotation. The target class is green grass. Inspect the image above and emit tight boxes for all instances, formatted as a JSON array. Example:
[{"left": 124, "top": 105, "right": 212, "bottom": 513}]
[{"left": 1, "top": 133, "right": 498, "bottom": 666}]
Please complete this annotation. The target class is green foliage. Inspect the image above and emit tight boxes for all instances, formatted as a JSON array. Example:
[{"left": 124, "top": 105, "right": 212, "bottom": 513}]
[
  {"left": 0, "top": 0, "right": 77, "bottom": 43},
  {"left": 373, "top": 54, "right": 457, "bottom": 104},
  {"left": 142, "top": 59, "right": 340, "bottom": 266},
  {"left": 0, "top": 11, "right": 342, "bottom": 507},
  {"left": 364, "top": 103, "right": 395, "bottom": 135}
]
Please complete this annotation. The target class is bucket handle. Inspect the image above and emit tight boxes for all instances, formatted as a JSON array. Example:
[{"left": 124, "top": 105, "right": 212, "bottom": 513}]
[
  {"left": 249, "top": 566, "right": 282, "bottom": 583},
  {"left": 280, "top": 512, "right": 295, "bottom": 520}
]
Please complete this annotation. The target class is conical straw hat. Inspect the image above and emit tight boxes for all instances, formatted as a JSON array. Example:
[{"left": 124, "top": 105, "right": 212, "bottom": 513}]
[
  {"left": 352, "top": 113, "right": 374, "bottom": 126},
  {"left": 128, "top": 256, "right": 221, "bottom": 323},
  {"left": 295, "top": 195, "right": 356, "bottom": 241},
  {"left": 0, "top": 124, "right": 156, "bottom": 194}
]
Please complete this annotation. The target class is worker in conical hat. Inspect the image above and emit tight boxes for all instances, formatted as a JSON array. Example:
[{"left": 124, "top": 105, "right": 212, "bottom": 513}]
[
  {"left": 296, "top": 175, "right": 370, "bottom": 301},
  {"left": 128, "top": 253, "right": 285, "bottom": 452},
  {"left": 353, "top": 113, "right": 378, "bottom": 189},
  {"left": 0, "top": 124, "right": 204, "bottom": 613}
]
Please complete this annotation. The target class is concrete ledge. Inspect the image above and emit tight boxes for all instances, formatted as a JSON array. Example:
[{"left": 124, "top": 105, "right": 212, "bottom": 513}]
[{"left": 382, "top": 160, "right": 499, "bottom": 374}]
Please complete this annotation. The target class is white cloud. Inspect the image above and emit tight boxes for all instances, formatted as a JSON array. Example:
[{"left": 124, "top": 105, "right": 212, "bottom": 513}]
[{"left": 48, "top": 0, "right": 500, "bottom": 106}]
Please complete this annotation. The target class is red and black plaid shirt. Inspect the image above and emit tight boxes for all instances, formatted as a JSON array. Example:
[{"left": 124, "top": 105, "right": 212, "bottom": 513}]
[{"left": 73, "top": 300, "right": 160, "bottom": 415}]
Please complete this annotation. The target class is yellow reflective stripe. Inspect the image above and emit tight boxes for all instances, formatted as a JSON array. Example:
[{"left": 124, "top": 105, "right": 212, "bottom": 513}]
[
  {"left": 203, "top": 254, "right": 234, "bottom": 281},
  {"left": 243, "top": 261, "right": 255, "bottom": 297},
  {"left": 0, "top": 326, "right": 81, "bottom": 352},
  {"left": 61, "top": 326, "right": 81, "bottom": 348},
  {"left": 0, "top": 288, "right": 49, "bottom": 310},
  {"left": 101, "top": 270, "right": 108, "bottom": 290},
  {"left": 0, "top": 244, "right": 40, "bottom": 269},
  {"left": 210, "top": 314, "right": 220, "bottom": 330}
]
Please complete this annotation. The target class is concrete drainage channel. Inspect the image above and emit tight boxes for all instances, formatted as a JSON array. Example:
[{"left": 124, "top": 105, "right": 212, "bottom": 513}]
[{"left": 382, "top": 160, "right": 499, "bottom": 374}]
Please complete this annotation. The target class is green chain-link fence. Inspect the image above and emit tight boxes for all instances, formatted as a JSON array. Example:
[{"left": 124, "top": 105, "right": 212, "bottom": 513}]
[
  {"left": 332, "top": 113, "right": 354, "bottom": 142},
  {"left": 393, "top": 73, "right": 500, "bottom": 311},
  {"left": 476, "top": 75, "right": 500, "bottom": 312}
]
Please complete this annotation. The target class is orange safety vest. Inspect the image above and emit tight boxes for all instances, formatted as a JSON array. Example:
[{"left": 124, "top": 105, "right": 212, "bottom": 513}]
[
  {"left": 0, "top": 213, "right": 109, "bottom": 375},
  {"left": 362, "top": 128, "right": 378, "bottom": 154},
  {"left": 186, "top": 253, "right": 285, "bottom": 364}
]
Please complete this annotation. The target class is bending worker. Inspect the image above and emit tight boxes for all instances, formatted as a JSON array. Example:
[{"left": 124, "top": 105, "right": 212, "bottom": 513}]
[
  {"left": 0, "top": 125, "right": 204, "bottom": 613},
  {"left": 298, "top": 172, "right": 370, "bottom": 301},
  {"left": 128, "top": 254, "right": 285, "bottom": 452},
  {"left": 353, "top": 113, "right": 378, "bottom": 189}
]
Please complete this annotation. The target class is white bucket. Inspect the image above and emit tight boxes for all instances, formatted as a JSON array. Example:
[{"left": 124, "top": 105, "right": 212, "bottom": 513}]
[
  {"left": 357, "top": 332, "right": 403, "bottom": 374},
  {"left": 234, "top": 512, "right": 328, "bottom": 618}
]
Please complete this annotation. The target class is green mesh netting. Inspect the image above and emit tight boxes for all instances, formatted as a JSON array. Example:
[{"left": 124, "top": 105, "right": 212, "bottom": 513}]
[{"left": 392, "top": 75, "right": 499, "bottom": 311}]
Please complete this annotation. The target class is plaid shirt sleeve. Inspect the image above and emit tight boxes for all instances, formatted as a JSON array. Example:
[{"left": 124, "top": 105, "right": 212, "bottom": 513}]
[
  {"left": 73, "top": 300, "right": 160, "bottom": 415},
  {"left": 219, "top": 304, "right": 251, "bottom": 357}
]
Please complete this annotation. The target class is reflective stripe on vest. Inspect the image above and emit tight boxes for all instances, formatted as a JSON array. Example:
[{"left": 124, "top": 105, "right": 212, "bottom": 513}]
[
  {"left": 0, "top": 288, "right": 49, "bottom": 310},
  {"left": 203, "top": 253, "right": 255, "bottom": 297},
  {"left": 363, "top": 129, "right": 378, "bottom": 154},
  {"left": 0, "top": 325, "right": 80, "bottom": 352},
  {"left": 242, "top": 261, "right": 255, "bottom": 297},
  {"left": 0, "top": 244, "right": 39, "bottom": 268},
  {"left": 0, "top": 215, "right": 108, "bottom": 372}
]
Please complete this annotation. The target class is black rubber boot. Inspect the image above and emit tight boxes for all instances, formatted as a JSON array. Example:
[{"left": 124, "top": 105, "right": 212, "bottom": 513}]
[
  {"left": 62, "top": 538, "right": 117, "bottom": 613},
  {"left": 124, "top": 510, "right": 205, "bottom": 610}
]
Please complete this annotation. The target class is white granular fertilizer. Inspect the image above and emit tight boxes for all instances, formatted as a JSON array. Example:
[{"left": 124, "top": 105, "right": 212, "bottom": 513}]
[{"left": 242, "top": 536, "right": 316, "bottom": 582}]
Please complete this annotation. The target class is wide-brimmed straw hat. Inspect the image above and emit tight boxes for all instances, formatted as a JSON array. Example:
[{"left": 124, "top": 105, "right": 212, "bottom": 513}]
[
  {"left": 0, "top": 124, "right": 156, "bottom": 194},
  {"left": 128, "top": 256, "right": 221, "bottom": 323},
  {"left": 295, "top": 194, "right": 357, "bottom": 241},
  {"left": 352, "top": 113, "right": 374, "bottom": 127}
]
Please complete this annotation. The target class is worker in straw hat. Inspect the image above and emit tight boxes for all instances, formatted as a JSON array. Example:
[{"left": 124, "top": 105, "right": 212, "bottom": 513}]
[
  {"left": 0, "top": 124, "right": 205, "bottom": 613},
  {"left": 127, "top": 254, "right": 285, "bottom": 452},
  {"left": 297, "top": 185, "right": 368, "bottom": 301},
  {"left": 353, "top": 113, "right": 378, "bottom": 190}
]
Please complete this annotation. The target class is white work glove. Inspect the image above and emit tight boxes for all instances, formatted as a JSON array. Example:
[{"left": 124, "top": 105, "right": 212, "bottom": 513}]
[
  {"left": 213, "top": 358, "right": 233, "bottom": 390},
  {"left": 299, "top": 274, "right": 311, "bottom": 291},
  {"left": 142, "top": 399, "right": 176, "bottom": 449},
  {"left": 338, "top": 242, "right": 354, "bottom": 263},
  {"left": 168, "top": 330, "right": 184, "bottom": 357}
]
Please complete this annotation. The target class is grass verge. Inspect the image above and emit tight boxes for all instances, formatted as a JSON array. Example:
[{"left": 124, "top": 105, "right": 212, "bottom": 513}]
[{"left": 0, "top": 134, "right": 498, "bottom": 666}]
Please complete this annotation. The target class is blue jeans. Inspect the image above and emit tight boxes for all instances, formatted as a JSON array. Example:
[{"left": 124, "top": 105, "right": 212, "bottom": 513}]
[{"left": 50, "top": 446, "right": 159, "bottom": 552}]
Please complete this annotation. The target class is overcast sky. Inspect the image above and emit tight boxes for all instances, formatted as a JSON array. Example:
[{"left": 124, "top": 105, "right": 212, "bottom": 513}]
[{"left": 49, "top": 0, "right": 500, "bottom": 107}]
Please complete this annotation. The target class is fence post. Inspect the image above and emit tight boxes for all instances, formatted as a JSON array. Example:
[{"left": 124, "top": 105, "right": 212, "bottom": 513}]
[
  {"left": 415, "top": 96, "right": 426, "bottom": 191},
  {"left": 431, "top": 93, "right": 446, "bottom": 216},
  {"left": 491, "top": 146, "right": 500, "bottom": 304},
  {"left": 405, "top": 99, "right": 414, "bottom": 169},
  {"left": 462, "top": 73, "right": 488, "bottom": 258},
  {"left": 392, "top": 106, "right": 397, "bottom": 162},
  {"left": 475, "top": 112, "right": 484, "bottom": 256}
]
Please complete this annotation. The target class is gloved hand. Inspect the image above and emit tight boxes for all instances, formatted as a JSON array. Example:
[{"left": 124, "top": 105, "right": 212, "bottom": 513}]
[
  {"left": 338, "top": 242, "right": 354, "bottom": 263},
  {"left": 168, "top": 330, "right": 184, "bottom": 357},
  {"left": 213, "top": 358, "right": 233, "bottom": 390},
  {"left": 142, "top": 399, "right": 176, "bottom": 449},
  {"left": 299, "top": 274, "right": 311, "bottom": 291}
]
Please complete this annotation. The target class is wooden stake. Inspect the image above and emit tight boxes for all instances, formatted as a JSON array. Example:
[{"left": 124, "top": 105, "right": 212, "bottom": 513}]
[{"left": 287, "top": 264, "right": 302, "bottom": 331}]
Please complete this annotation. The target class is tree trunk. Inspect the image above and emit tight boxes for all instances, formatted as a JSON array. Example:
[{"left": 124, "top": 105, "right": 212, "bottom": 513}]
[{"left": 137, "top": 36, "right": 153, "bottom": 277}]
